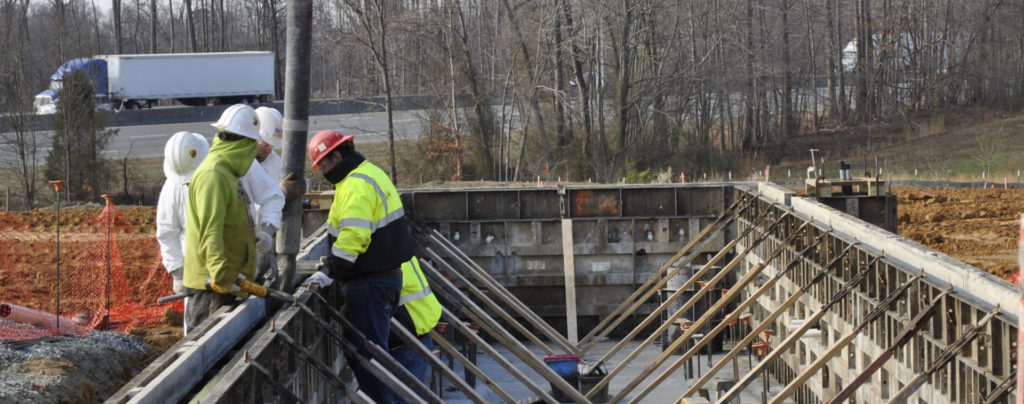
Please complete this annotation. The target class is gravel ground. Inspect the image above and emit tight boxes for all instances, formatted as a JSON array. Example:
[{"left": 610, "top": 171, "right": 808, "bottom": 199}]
[{"left": 0, "top": 331, "right": 152, "bottom": 403}]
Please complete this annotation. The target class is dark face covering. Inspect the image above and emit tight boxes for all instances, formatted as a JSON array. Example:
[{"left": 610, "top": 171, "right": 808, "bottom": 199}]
[{"left": 322, "top": 152, "right": 365, "bottom": 184}]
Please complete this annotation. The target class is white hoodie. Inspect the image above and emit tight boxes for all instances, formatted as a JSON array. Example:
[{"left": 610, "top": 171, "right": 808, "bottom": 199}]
[
  {"left": 156, "top": 179, "right": 189, "bottom": 272},
  {"left": 259, "top": 150, "right": 283, "bottom": 181},
  {"left": 241, "top": 159, "right": 285, "bottom": 233}
]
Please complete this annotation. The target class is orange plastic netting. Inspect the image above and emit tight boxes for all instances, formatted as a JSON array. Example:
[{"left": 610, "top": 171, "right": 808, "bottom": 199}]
[{"left": 0, "top": 202, "right": 179, "bottom": 340}]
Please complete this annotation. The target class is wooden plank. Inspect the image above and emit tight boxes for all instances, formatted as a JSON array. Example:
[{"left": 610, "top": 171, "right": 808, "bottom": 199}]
[
  {"left": 578, "top": 197, "right": 751, "bottom": 346},
  {"left": 422, "top": 261, "right": 592, "bottom": 403},
  {"left": 421, "top": 326, "right": 514, "bottom": 404},
  {"left": 561, "top": 218, "right": 578, "bottom": 345},
  {"left": 584, "top": 211, "right": 792, "bottom": 399},
  {"left": 577, "top": 215, "right": 738, "bottom": 355},
  {"left": 420, "top": 248, "right": 557, "bottom": 355},
  {"left": 632, "top": 234, "right": 847, "bottom": 404},
  {"left": 421, "top": 227, "right": 577, "bottom": 354}
]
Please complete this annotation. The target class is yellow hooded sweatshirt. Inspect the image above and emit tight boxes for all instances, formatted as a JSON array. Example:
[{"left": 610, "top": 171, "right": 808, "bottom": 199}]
[{"left": 183, "top": 136, "right": 258, "bottom": 292}]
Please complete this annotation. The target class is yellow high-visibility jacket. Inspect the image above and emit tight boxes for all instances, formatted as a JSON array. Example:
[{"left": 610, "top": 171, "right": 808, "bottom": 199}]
[
  {"left": 326, "top": 153, "right": 414, "bottom": 278},
  {"left": 395, "top": 257, "right": 442, "bottom": 336}
]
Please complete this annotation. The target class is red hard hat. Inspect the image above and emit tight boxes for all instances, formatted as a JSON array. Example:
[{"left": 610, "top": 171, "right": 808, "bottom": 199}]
[{"left": 308, "top": 130, "right": 354, "bottom": 169}]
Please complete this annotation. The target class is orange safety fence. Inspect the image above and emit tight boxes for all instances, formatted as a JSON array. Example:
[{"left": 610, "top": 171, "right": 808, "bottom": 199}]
[{"left": 0, "top": 201, "right": 180, "bottom": 340}]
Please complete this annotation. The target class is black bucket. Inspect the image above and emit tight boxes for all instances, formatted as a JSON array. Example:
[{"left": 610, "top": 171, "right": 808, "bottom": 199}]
[{"left": 579, "top": 362, "right": 609, "bottom": 403}]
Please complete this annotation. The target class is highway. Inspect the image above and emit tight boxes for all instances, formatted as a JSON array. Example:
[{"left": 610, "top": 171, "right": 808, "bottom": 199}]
[
  {"left": 99, "top": 109, "right": 429, "bottom": 160},
  {"left": 0, "top": 108, "right": 469, "bottom": 167}
]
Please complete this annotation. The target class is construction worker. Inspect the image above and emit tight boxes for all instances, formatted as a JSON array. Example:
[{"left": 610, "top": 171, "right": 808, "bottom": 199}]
[
  {"left": 183, "top": 104, "right": 262, "bottom": 329},
  {"left": 303, "top": 130, "right": 413, "bottom": 403},
  {"left": 247, "top": 106, "right": 285, "bottom": 285},
  {"left": 390, "top": 256, "right": 442, "bottom": 391},
  {"left": 239, "top": 153, "right": 284, "bottom": 284},
  {"left": 254, "top": 106, "right": 283, "bottom": 180},
  {"left": 155, "top": 131, "right": 209, "bottom": 333},
  {"left": 256, "top": 106, "right": 306, "bottom": 204}
]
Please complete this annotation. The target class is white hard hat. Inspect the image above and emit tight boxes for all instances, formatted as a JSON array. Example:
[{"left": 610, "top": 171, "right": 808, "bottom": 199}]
[
  {"left": 163, "top": 131, "right": 210, "bottom": 183},
  {"left": 210, "top": 104, "right": 261, "bottom": 140},
  {"left": 255, "top": 106, "right": 283, "bottom": 149}
]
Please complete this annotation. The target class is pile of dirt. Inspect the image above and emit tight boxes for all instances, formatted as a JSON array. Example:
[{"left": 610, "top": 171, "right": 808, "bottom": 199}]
[
  {"left": 0, "top": 332, "right": 152, "bottom": 403},
  {"left": 895, "top": 186, "right": 1021, "bottom": 280},
  {"left": 16, "top": 206, "right": 156, "bottom": 234}
]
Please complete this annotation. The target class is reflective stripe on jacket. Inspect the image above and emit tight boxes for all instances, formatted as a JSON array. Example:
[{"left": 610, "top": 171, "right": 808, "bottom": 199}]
[
  {"left": 397, "top": 257, "right": 442, "bottom": 336},
  {"left": 327, "top": 157, "right": 414, "bottom": 277}
]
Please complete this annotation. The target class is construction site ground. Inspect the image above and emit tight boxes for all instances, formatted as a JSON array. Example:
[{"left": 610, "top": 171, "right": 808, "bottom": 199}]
[{"left": 0, "top": 185, "right": 1020, "bottom": 402}]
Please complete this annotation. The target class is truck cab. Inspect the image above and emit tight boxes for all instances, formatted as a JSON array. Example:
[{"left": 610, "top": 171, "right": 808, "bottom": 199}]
[{"left": 34, "top": 58, "right": 110, "bottom": 115}]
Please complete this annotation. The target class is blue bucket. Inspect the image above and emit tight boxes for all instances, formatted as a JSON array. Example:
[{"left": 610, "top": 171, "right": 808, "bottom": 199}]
[
  {"left": 544, "top": 355, "right": 580, "bottom": 402},
  {"left": 544, "top": 354, "right": 580, "bottom": 376}
]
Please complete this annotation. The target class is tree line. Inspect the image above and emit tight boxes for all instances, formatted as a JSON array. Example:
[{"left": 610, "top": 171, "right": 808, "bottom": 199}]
[{"left": 2, "top": 0, "right": 1022, "bottom": 204}]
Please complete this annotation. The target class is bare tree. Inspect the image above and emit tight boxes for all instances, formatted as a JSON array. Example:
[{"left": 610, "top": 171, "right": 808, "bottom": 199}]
[
  {"left": 339, "top": 0, "right": 400, "bottom": 180},
  {"left": 0, "top": 0, "right": 41, "bottom": 209},
  {"left": 150, "top": 0, "right": 157, "bottom": 52}
]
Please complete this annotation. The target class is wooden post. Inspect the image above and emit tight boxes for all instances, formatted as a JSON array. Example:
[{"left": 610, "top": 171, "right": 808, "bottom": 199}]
[{"left": 561, "top": 218, "right": 578, "bottom": 345}]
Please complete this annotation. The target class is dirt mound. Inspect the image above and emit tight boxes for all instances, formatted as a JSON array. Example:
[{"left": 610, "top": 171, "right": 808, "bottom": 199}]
[
  {"left": 16, "top": 206, "right": 156, "bottom": 234},
  {"left": 895, "top": 186, "right": 1022, "bottom": 279}
]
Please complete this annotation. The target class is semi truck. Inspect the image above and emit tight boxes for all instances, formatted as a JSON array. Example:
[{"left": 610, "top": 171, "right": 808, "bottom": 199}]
[{"left": 34, "top": 51, "right": 274, "bottom": 114}]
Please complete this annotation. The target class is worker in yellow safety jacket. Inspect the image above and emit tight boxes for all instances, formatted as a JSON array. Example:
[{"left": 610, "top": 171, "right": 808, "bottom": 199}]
[
  {"left": 183, "top": 104, "right": 261, "bottom": 330},
  {"left": 302, "top": 129, "right": 412, "bottom": 404},
  {"left": 390, "top": 256, "right": 442, "bottom": 396}
]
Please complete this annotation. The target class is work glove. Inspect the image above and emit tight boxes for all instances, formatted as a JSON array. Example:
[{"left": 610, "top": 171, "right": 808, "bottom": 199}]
[
  {"left": 255, "top": 230, "right": 273, "bottom": 255},
  {"left": 170, "top": 267, "right": 186, "bottom": 294},
  {"left": 279, "top": 172, "right": 306, "bottom": 202},
  {"left": 302, "top": 271, "right": 334, "bottom": 288},
  {"left": 208, "top": 274, "right": 244, "bottom": 294}
]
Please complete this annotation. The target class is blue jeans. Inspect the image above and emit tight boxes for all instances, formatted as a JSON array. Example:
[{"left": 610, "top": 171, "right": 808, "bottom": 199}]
[
  {"left": 392, "top": 332, "right": 434, "bottom": 404},
  {"left": 343, "top": 274, "right": 402, "bottom": 404}
]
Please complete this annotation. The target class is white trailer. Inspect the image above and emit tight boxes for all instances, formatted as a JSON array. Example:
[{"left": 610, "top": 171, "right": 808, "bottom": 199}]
[
  {"left": 107, "top": 52, "right": 274, "bottom": 107},
  {"left": 34, "top": 51, "right": 274, "bottom": 114}
]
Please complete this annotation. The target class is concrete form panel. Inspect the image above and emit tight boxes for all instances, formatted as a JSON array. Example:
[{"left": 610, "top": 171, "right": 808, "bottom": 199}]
[
  {"left": 622, "top": 188, "right": 675, "bottom": 217},
  {"left": 412, "top": 191, "right": 467, "bottom": 221},
  {"left": 402, "top": 184, "right": 730, "bottom": 322},
  {"left": 468, "top": 191, "right": 521, "bottom": 219},
  {"left": 569, "top": 188, "right": 622, "bottom": 217},
  {"left": 519, "top": 190, "right": 561, "bottom": 218},
  {"left": 678, "top": 186, "right": 727, "bottom": 216}
]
